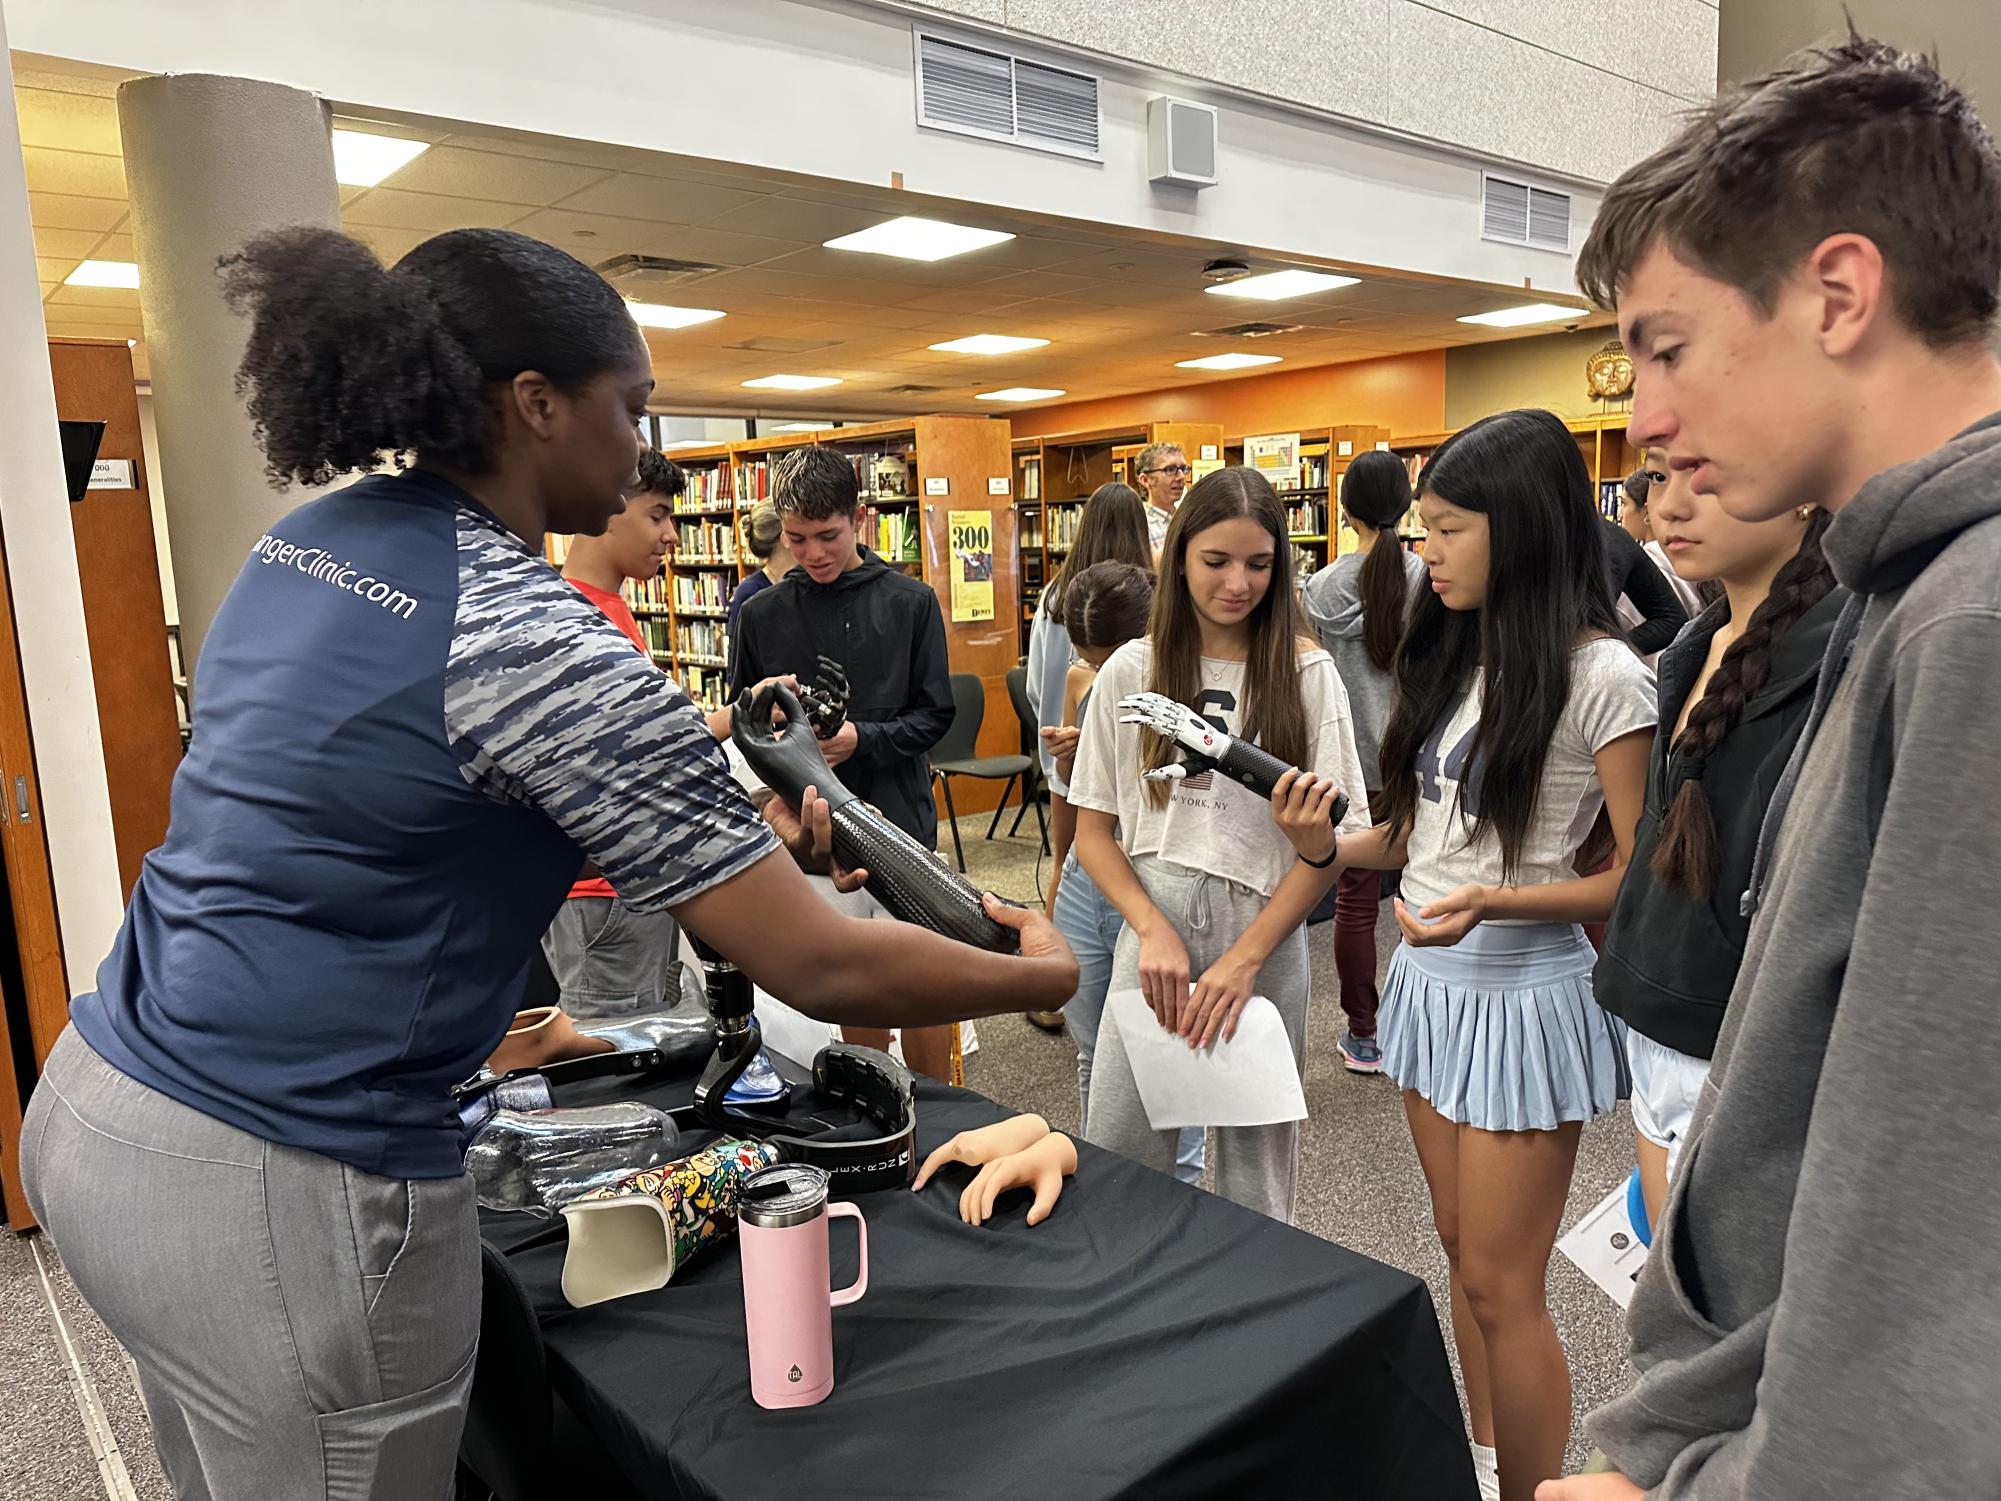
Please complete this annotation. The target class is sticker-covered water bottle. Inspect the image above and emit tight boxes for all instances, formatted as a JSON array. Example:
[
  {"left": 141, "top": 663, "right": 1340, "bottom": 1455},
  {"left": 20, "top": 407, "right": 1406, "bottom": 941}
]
[{"left": 738, "top": 1163, "right": 868, "bottom": 1409}]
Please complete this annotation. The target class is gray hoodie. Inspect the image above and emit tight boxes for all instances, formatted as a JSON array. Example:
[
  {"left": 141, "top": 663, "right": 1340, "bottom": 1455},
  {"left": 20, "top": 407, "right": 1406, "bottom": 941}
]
[
  {"left": 1588, "top": 412, "right": 2001, "bottom": 1496},
  {"left": 1302, "top": 548, "right": 1426, "bottom": 787}
]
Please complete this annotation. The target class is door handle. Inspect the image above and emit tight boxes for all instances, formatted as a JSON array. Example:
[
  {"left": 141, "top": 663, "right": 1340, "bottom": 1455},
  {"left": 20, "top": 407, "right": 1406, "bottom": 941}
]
[{"left": 14, "top": 775, "right": 29, "bottom": 823}]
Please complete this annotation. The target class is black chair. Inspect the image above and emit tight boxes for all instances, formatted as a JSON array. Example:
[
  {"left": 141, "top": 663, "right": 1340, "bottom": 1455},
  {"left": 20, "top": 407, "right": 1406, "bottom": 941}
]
[
  {"left": 1001, "top": 664, "right": 1050, "bottom": 854},
  {"left": 458, "top": 1241, "right": 641, "bottom": 1501},
  {"left": 928, "top": 672, "right": 1034, "bottom": 873}
]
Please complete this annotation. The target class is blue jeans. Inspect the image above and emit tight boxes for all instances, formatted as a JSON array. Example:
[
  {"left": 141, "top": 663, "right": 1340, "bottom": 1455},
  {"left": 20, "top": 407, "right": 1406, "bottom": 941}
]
[{"left": 1052, "top": 852, "right": 1204, "bottom": 1184}]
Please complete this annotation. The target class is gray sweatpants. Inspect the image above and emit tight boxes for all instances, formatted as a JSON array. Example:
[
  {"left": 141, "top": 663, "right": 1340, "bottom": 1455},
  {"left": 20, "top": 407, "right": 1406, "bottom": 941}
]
[
  {"left": 1084, "top": 854, "right": 1310, "bottom": 1224},
  {"left": 21, "top": 1027, "right": 479, "bottom": 1501},
  {"left": 541, "top": 894, "right": 701, "bottom": 1020}
]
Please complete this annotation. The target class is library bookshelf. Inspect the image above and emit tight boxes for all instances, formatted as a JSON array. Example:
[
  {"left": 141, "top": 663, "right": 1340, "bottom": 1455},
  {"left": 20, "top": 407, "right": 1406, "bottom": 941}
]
[
  {"left": 1012, "top": 420, "right": 1222, "bottom": 636},
  {"left": 1389, "top": 408, "right": 1642, "bottom": 548},
  {"left": 1223, "top": 423, "right": 1394, "bottom": 582}
]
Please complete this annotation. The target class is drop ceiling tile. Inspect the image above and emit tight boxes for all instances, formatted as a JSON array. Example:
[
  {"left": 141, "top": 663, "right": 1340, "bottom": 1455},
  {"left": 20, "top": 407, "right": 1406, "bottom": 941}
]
[
  {"left": 346, "top": 224, "right": 433, "bottom": 263},
  {"left": 49, "top": 283, "right": 141, "bottom": 311},
  {"left": 36, "top": 255, "right": 81, "bottom": 283},
  {"left": 377, "top": 144, "right": 612, "bottom": 206},
  {"left": 93, "top": 232, "right": 134, "bottom": 262},
  {"left": 21, "top": 147, "right": 126, "bottom": 201},
  {"left": 896, "top": 288, "right": 1035, "bottom": 315},
  {"left": 956, "top": 235, "right": 1107, "bottom": 274},
  {"left": 343, "top": 188, "right": 532, "bottom": 234},
  {"left": 696, "top": 194, "right": 886, "bottom": 243},
  {"left": 31, "top": 226, "right": 105, "bottom": 259},
  {"left": 555, "top": 173, "right": 770, "bottom": 225},
  {"left": 14, "top": 88, "right": 123, "bottom": 155},
  {"left": 1053, "top": 245, "right": 1211, "bottom": 284},
  {"left": 971, "top": 269, "right": 1111, "bottom": 300}
]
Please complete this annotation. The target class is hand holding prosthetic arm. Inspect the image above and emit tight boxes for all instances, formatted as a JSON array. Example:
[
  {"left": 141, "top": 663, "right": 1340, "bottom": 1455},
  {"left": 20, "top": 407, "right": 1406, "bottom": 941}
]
[
  {"left": 1118, "top": 692, "right": 1350, "bottom": 827},
  {"left": 733, "top": 681, "right": 1020, "bottom": 954}
]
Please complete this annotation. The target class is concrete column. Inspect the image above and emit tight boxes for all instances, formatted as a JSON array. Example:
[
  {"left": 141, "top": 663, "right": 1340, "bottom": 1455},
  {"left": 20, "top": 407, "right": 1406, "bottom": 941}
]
[
  {"left": 117, "top": 73, "right": 341, "bottom": 670},
  {"left": 0, "top": 13, "right": 123, "bottom": 994}
]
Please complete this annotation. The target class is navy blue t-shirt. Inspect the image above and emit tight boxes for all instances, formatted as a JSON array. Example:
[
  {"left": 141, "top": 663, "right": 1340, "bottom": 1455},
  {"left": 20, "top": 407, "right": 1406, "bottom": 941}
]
[{"left": 70, "top": 471, "right": 776, "bottom": 1178}]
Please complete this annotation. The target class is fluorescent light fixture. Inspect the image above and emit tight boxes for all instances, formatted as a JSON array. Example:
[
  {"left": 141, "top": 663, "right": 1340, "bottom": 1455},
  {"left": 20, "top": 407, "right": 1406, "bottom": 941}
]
[
  {"left": 1457, "top": 302, "right": 1582, "bottom": 328},
  {"left": 627, "top": 300, "right": 725, "bottom": 330},
  {"left": 331, "top": 129, "right": 430, "bottom": 187},
  {"left": 929, "top": 333, "right": 1050, "bottom": 356},
  {"left": 976, "top": 387, "right": 1066, "bottom": 403},
  {"left": 742, "top": 374, "right": 841, "bottom": 391},
  {"left": 767, "top": 421, "right": 831, "bottom": 432},
  {"left": 657, "top": 439, "right": 717, "bottom": 451},
  {"left": 1206, "top": 269, "right": 1358, "bottom": 301},
  {"left": 823, "top": 215, "right": 1014, "bottom": 262},
  {"left": 1175, "top": 352, "right": 1282, "bottom": 371},
  {"left": 64, "top": 260, "right": 139, "bottom": 289}
]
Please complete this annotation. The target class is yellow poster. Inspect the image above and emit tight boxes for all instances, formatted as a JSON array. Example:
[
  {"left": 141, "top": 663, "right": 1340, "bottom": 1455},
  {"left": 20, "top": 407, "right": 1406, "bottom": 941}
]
[
  {"left": 1191, "top": 457, "right": 1225, "bottom": 485},
  {"left": 948, "top": 510, "right": 996, "bottom": 623}
]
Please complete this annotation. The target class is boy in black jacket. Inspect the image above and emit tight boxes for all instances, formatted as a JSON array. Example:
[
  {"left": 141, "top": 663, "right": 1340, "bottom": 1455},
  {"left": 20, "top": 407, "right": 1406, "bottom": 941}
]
[{"left": 730, "top": 445, "right": 955, "bottom": 1077}]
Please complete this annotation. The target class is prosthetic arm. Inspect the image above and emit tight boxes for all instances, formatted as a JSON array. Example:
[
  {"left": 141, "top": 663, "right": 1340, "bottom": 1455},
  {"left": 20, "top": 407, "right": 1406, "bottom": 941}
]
[
  {"left": 795, "top": 655, "right": 849, "bottom": 740},
  {"left": 1117, "top": 692, "right": 1350, "bottom": 826},
  {"left": 732, "top": 680, "right": 1020, "bottom": 954}
]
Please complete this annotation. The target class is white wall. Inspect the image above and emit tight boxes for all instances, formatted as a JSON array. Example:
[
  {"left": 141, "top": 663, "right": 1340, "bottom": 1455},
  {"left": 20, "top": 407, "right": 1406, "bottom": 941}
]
[
  {"left": 6, "top": 0, "right": 1598, "bottom": 298},
  {"left": 135, "top": 392, "right": 177, "bottom": 625},
  {"left": 905, "top": 0, "right": 1716, "bottom": 184},
  {"left": 0, "top": 13, "right": 125, "bottom": 994}
]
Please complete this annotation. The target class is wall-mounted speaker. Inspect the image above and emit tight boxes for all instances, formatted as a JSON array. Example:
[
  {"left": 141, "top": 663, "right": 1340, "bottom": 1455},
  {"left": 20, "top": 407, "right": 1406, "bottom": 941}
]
[{"left": 1148, "top": 96, "right": 1217, "bottom": 189}]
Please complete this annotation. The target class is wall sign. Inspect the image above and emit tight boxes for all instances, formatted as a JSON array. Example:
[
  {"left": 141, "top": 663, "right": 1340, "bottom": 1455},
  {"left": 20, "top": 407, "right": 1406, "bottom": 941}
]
[
  {"left": 88, "top": 458, "right": 135, "bottom": 490},
  {"left": 947, "top": 510, "right": 995, "bottom": 623},
  {"left": 1198, "top": 444, "right": 1220, "bottom": 461},
  {"left": 924, "top": 476, "right": 950, "bottom": 496},
  {"left": 987, "top": 476, "right": 1009, "bottom": 495}
]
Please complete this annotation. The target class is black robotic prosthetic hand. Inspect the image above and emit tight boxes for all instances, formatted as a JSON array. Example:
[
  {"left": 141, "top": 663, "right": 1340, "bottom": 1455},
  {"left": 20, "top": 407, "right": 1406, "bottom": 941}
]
[
  {"left": 1118, "top": 691, "right": 1351, "bottom": 826},
  {"left": 795, "top": 655, "right": 849, "bottom": 740},
  {"left": 732, "top": 680, "right": 1020, "bottom": 954}
]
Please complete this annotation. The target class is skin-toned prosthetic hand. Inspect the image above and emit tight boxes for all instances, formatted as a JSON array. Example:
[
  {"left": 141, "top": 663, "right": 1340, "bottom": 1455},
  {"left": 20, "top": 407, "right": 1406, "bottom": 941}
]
[
  {"left": 732, "top": 681, "right": 1022, "bottom": 953},
  {"left": 1118, "top": 691, "right": 1351, "bottom": 827},
  {"left": 911, "top": 1114, "right": 1051, "bottom": 1190},
  {"left": 957, "top": 1133, "right": 1077, "bottom": 1228}
]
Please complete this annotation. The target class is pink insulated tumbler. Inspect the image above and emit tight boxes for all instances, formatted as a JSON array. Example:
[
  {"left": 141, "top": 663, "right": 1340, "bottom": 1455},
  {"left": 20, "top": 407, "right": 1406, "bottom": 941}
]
[{"left": 738, "top": 1163, "right": 868, "bottom": 1409}]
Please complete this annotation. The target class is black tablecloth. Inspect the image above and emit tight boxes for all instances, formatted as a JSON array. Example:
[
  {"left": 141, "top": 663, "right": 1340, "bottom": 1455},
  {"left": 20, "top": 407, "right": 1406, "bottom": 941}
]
[{"left": 482, "top": 1068, "right": 1475, "bottom": 1501}]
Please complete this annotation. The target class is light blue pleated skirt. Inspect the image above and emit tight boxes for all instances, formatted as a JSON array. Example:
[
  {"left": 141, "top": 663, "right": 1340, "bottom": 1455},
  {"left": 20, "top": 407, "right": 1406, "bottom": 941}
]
[{"left": 1378, "top": 922, "right": 1629, "bottom": 1132}]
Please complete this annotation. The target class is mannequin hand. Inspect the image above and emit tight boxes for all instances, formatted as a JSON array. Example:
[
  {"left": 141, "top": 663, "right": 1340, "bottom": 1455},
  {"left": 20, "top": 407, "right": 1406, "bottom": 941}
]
[
  {"left": 1535, "top": 1473, "right": 1644, "bottom": 1501},
  {"left": 912, "top": 1113, "right": 1050, "bottom": 1191},
  {"left": 821, "top": 719, "right": 860, "bottom": 766},
  {"left": 1038, "top": 725, "right": 1081, "bottom": 761},
  {"left": 1271, "top": 769, "right": 1343, "bottom": 862},
  {"left": 1137, "top": 924, "right": 1191, "bottom": 1031},
  {"left": 1183, "top": 950, "right": 1259, "bottom": 1049},
  {"left": 761, "top": 784, "right": 869, "bottom": 893},
  {"left": 1394, "top": 888, "right": 1489, "bottom": 948},
  {"left": 960, "top": 1133, "right": 1078, "bottom": 1227}
]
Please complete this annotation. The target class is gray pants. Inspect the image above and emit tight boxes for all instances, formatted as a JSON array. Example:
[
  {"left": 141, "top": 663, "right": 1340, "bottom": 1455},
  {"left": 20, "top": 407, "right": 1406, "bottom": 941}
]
[
  {"left": 21, "top": 1027, "right": 479, "bottom": 1501},
  {"left": 1084, "top": 855, "right": 1309, "bottom": 1224},
  {"left": 541, "top": 895, "right": 700, "bottom": 1021}
]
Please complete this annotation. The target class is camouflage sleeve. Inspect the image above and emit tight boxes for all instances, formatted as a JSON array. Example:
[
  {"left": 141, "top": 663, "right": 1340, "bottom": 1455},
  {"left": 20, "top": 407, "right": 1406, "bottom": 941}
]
[{"left": 443, "top": 511, "right": 778, "bottom": 912}]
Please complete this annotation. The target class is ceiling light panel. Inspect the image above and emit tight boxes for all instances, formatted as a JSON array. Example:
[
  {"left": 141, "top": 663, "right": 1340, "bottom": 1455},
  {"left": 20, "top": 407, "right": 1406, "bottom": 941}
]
[
  {"left": 1175, "top": 352, "right": 1282, "bottom": 370},
  {"left": 1206, "top": 269, "right": 1358, "bottom": 301},
  {"left": 627, "top": 301, "right": 726, "bottom": 330},
  {"left": 928, "top": 333, "right": 1050, "bottom": 355},
  {"left": 976, "top": 387, "right": 1065, "bottom": 402},
  {"left": 823, "top": 215, "right": 1015, "bottom": 262},
  {"left": 331, "top": 129, "right": 430, "bottom": 188},
  {"left": 742, "top": 374, "right": 842, "bottom": 390},
  {"left": 64, "top": 259, "right": 139, "bottom": 288},
  {"left": 1456, "top": 302, "right": 1582, "bottom": 327}
]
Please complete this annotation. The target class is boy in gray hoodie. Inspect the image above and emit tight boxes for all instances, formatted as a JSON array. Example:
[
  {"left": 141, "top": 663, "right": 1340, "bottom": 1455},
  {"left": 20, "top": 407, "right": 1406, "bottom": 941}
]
[{"left": 1541, "top": 34, "right": 2001, "bottom": 1501}]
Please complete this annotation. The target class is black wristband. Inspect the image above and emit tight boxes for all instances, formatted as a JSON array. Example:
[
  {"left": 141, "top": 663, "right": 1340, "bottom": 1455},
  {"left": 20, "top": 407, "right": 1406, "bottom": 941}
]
[{"left": 1297, "top": 839, "right": 1339, "bottom": 870}]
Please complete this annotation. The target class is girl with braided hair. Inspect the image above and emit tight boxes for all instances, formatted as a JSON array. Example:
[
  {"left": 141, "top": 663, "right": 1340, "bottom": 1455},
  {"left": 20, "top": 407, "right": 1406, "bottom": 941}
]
[{"left": 1593, "top": 462, "right": 1846, "bottom": 1229}]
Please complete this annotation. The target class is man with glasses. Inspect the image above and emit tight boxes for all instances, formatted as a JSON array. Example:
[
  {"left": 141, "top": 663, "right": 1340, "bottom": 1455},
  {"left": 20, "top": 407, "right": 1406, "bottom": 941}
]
[{"left": 1134, "top": 442, "right": 1192, "bottom": 553}]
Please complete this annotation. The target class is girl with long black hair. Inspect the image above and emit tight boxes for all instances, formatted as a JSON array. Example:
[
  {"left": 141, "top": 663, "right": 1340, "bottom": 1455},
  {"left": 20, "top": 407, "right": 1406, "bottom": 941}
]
[
  {"left": 19, "top": 227, "right": 1074, "bottom": 1501},
  {"left": 1595, "top": 466, "right": 1842, "bottom": 1228},
  {"left": 1303, "top": 410, "right": 1655, "bottom": 1501},
  {"left": 1303, "top": 449, "right": 1427, "bottom": 1072}
]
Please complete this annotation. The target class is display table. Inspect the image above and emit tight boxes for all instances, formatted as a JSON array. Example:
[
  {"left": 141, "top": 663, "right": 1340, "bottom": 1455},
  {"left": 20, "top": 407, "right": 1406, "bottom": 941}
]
[{"left": 481, "top": 1068, "right": 1475, "bottom": 1501}]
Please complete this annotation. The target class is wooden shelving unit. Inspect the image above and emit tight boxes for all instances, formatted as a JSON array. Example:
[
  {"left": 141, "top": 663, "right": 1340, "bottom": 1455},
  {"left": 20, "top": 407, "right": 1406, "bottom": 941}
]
[
  {"left": 1011, "top": 420, "right": 1222, "bottom": 637},
  {"left": 1232, "top": 422, "right": 1393, "bottom": 581}
]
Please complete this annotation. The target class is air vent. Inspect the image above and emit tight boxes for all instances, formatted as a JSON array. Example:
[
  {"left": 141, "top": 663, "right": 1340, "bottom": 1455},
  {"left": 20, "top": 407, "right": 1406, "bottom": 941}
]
[
  {"left": 727, "top": 336, "right": 843, "bottom": 354},
  {"left": 1480, "top": 175, "right": 1571, "bottom": 253},
  {"left": 1193, "top": 321, "right": 1302, "bottom": 339},
  {"left": 593, "top": 253, "right": 727, "bottom": 290},
  {"left": 915, "top": 31, "right": 1102, "bottom": 161},
  {"left": 885, "top": 383, "right": 946, "bottom": 395}
]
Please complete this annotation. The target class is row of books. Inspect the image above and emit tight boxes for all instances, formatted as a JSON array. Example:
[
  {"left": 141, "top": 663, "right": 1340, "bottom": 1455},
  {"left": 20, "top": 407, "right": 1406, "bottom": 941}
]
[
  {"left": 681, "top": 663, "right": 729, "bottom": 712},
  {"left": 673, "top": 572, "right": 732, "bottom": 612},
  {"left": 626, "top": 574, "right": 670, "bottom": 610},
  {"left": 1284, "top": 501, "right": 1324, "bottom": 536},
  {"left": 1019, "top": 457, "right": 1042, "bottom": 501},
  {"left": 676, "top": 519, "right": 740, "bottom": 565},
  {"left": 675, "top": 619, "right": 729, "bottom": 665},
  {"left": 1045, "top": 504, "right": 1079, "bottom": 551},
  {"left": 874, "top": 509, "right": 923, "bottom": 564},
  {"left": 637, "top": 616, "right": 672, "bottom": 656},
  {"left": 675, "top": 466, "right": 730, "bottom": 510},
  {"left": 1292, "top": 453, "right": 1331, "bottom": 492},
  {"left": 1597, "top": 481, "right": 1624, "bottom": 522}
]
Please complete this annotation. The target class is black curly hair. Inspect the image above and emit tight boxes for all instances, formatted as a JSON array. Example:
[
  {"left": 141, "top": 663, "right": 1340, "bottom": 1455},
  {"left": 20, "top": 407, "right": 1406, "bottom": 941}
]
[
  {"left": 219, "top": 226, "right": 647, "bottom": 488},
  {"left": 635, "top": 449, "right": 685, "bottom": 499}
]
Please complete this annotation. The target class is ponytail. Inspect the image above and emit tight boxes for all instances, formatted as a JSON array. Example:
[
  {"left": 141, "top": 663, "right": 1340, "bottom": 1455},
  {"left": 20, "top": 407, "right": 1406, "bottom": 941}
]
[
  {"left": 1339, "top": 450, "right": 1416, "bottom": 671},
  {"left": 220, "top": 225, "right": 645, "bottom": 489},
  {"left": 1652, "top": 512, "right": 1835, "bottom": 896}
]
